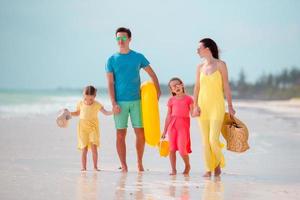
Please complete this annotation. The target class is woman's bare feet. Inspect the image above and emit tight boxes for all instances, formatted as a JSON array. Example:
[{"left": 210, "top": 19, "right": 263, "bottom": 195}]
[
  {"left": 182, "top": 165, "right": 191, "bottom": 175},
  {"left": 169, "top": 170, "right": 177, "bottom": 175},
  {"left": 214, "top": 165, "right": 221, "bottom": 177},
  {"left": 94, "top": 168, "right": 100, "bottom": 172},
  {"left": 202, "top": 171, "right": 211, "bottom": 177},
  {"left": 81, "top": 168, "right": 87, "bottom": 172}
]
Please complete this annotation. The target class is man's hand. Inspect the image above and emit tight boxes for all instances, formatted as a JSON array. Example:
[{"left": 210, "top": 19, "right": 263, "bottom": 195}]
[{"left": 112, "top": 103, "right": 121, "bottom": 114}]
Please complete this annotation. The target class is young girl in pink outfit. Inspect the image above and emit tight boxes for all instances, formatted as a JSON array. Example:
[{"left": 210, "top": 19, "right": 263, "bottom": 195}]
[{"left": 162, "top": 77, "right": 194, "bottom": 175}]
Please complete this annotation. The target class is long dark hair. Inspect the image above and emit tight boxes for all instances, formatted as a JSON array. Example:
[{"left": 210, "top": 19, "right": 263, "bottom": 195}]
[
  {"left": 200, "top": 38, "right": 219, "bottom": 59},
  {"left": 168, "top": 77, "right": 185, "bottom": 96}
]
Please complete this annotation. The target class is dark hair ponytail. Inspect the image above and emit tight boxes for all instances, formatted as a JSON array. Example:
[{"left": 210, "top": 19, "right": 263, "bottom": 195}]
[{"left": 200, "top": 38, "right": 219, "bottom": 59}]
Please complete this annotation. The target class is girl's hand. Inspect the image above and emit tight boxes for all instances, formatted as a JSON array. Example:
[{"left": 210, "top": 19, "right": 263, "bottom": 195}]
[
  {"left": 228, "top": 105, "right": 236, "bottom": 116},
  {"left": 192, "top": 106, "right": 201, "bottom": 117},
  {"left": 161, "top": 132, "right": 166, "bottom": 139}
]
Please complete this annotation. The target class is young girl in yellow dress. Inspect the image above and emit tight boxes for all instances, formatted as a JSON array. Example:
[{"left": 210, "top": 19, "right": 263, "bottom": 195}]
[
  {"left": 71, "top": 85, "right": 113, "bottom": 171},
  {"left": 193, "top": 38, "right": 236, "bottom": 177}
]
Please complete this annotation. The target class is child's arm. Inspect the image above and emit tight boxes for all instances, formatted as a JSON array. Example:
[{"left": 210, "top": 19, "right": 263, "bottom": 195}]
[
  {"left": 162, "top": 107, "right": 172, "bottom": 138},
  {"left": 189, "top": 103, "right": 195, "bottom": 117},
  {"left": 100, "top": 107, "right": 113, "bottom": 116},
  {"left": 70, "top": 110, "right": 80, "bottom": 117}
]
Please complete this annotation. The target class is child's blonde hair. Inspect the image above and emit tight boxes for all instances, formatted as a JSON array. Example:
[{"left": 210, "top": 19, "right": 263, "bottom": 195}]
[{"left": 168, "top": 77, "right": 185, "bottom": 96}]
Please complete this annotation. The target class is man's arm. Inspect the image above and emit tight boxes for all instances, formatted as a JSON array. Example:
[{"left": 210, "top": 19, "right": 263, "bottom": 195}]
[
  {"left": 106, "top": 72, "right": 120, "bottom": 114},
  {"left": 143, "top": 66, "right": 161, "bottom": 99}
]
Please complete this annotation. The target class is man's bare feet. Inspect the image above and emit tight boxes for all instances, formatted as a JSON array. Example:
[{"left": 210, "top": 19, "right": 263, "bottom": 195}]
[
  {"left": 202, "top": 171, "right": 211, "bottom": 177},
  {"left": 137, "top": 164, "right": 144, "bottom": 172},
  {"left": 169, "top": 170, "right": 177, "bottom": 175},
  {"left": 182, "top": 165, "right": 191, "bottom": 175},
  {"left": 118, "top": 166, "right": 128, "bottom": 173},
  {"left": 214, "top": 165, "right": 221, "bottom": 177}
]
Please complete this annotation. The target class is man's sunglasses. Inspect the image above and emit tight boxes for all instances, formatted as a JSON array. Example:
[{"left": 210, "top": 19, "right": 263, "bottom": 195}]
[{"left": 116, "top": 36, "right": 128, "bottom": 42}]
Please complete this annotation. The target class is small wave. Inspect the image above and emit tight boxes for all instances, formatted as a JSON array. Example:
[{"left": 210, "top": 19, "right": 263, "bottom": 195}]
[{"left": 0, "top": 94, "right": 112, "bottom": 118}]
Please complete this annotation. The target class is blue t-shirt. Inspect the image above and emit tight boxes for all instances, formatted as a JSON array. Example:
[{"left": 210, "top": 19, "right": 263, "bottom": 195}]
[{"left": 105, "top": 50, "right": 150, "bottom": 101}]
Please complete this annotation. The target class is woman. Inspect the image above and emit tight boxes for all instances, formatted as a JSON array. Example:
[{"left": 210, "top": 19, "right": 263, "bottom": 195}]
[{"left": 193, "top": 38, "right": 236, "bottom": 177}]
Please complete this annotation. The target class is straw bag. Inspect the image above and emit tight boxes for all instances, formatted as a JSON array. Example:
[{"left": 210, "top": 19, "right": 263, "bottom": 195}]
[{"left": 221, "top": 113, "right": 249, "bottom": 153}]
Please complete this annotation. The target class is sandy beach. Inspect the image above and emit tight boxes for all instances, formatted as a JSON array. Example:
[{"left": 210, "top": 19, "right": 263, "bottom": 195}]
[{"left": 1, "top": 98, "right": 300, "bottom": 199}]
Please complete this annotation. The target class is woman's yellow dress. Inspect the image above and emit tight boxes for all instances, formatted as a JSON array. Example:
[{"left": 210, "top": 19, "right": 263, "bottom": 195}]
[
  {"left": 76, "top": 101, "right": 102, "bottom": 150},
  {"left": 198, "top": 70, "right": 225, "bottom": 172}
]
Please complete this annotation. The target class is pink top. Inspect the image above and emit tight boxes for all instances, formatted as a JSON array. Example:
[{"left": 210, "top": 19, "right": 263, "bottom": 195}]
[{"left": 167, "top": 95, "right": 193, "bottom": 118}]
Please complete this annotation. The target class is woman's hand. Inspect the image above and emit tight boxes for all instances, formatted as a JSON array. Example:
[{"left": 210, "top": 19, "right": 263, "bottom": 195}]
[
  {"left": 192, "top": 105, "right": 201, "bottom": 117},
  {"left": 228, "top": 105, "right": 236, "bottom": 116},
  {"left": 161, "top": 132, "right": 166, "bottom": 139}
]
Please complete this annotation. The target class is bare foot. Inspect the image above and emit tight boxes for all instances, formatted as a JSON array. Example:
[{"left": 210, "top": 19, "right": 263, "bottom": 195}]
[
  {"left": 214, "top": 165, "right": 221, "bottom": 177},
  {"left": 137, "top": 164, "right": 144, "bottom": 172},
  {"left": 182, "top": 165, "right": 191, "bottom": 175},
  {"left": 81, "top": 168, "right": 87, "bottom": 172},
  {"left": 169, "top": 170, "right": 177, "bottom": 175},
  {"left": 94, "top": 168, "right": 100, "bottom": 172},
  {"left": 202, "top": 171, "right": 211, "bottom": 177},
  {"left": 118, "top": 166, "right": 128, "bottom": 173}
]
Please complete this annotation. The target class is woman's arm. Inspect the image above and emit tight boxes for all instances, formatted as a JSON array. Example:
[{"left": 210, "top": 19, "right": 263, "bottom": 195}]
[
  {"left": 193, "top": 64, "right": 202, "bottom": 116},
  {"left": 219, "top": 61, "right": 236, "bottom": 116},
  {"left": 100, "top": 107, "right": 113, "bottom": 116}
]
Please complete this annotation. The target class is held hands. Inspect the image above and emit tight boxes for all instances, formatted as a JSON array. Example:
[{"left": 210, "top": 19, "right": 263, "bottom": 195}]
[
  {"left": 192, "top": 105, "right": 201, "bottom": 117},
  {"left": 112, "top": 103, "right": 121, "bottom": 114}
]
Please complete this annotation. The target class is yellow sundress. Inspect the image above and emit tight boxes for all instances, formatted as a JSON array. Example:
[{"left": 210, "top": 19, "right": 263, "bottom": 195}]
[
  {"left": 76, "top": 101, "right": 102, "bottom": 150},
  {"left": 198, "top": 70, "right": 226, "bottom": 172}
]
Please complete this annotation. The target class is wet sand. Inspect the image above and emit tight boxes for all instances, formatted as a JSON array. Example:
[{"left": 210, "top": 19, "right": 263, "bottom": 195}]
[{"left": 0, "top": 100, "right": 300, "bottom": 199}]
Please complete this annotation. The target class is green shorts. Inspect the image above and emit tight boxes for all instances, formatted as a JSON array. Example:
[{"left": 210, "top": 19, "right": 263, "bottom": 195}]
[{"left": 114, "top": 100, "right": 143, "bottom": 129}]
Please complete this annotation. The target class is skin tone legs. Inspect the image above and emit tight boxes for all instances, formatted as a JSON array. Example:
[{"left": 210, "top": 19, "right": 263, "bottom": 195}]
[
  {"left": 169, "top": 151, "right": 191, "bottom": 176},
  {"left": 116, "top": 128, "right": 145, "bottom": 172},
  {"left": 81, "top": 144, "right": 100, "bottom": 171}
]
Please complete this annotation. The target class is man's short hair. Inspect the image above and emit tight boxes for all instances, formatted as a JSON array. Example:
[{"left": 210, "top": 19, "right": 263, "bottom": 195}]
[{"left": 115, "top": 27, "right": 132, "bottom": 38}]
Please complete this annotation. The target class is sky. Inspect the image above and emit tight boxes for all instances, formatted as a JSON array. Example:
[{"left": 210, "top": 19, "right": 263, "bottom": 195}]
[{"left": 0, "top": 0, "right": 300, "bottom": 89}]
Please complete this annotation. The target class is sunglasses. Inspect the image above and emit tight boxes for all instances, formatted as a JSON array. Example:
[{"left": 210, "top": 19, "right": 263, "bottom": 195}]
[{"left": 116, "top": 36, "right": 128, "bottom": 42}]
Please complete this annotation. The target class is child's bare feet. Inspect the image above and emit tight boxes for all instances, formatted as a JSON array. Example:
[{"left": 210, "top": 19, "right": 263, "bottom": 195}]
[
  {"left": 169, "top": 170, "right": 177, "bottom": 175},
  {"left": 182, "top": 165, "right": 191, "bottom": 175},
  {"left": 214, "top": 165, "right": 221, "bottom": 177},
  {"left": 202, "top": 171, "right": 211, "bottom": 177}
]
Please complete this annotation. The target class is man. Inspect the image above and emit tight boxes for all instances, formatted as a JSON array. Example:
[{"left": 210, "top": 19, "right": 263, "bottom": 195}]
[{"left": 106, "top": 27, "right": 161, "bottom": 172}]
